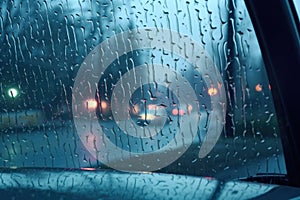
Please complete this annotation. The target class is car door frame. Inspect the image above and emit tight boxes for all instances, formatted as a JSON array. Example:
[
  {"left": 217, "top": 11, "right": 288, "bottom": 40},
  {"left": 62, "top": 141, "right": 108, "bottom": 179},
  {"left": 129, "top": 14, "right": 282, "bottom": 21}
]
[{"left": 245, "top": 0, "right": 300, "bottom": 187}]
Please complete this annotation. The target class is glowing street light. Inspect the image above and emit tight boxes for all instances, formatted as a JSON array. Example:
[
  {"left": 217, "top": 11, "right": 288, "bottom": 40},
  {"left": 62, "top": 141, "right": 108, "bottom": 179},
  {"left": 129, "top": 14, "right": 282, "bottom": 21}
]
[
  {"left": 208, "top": 87, "right": 218, "bottom": 96},
  {"left": 100, "top": 101, "right": 108, "bottom": 110},
  {"left": 7, "top": 87, "right": 19, "bottom": 98},
  {"left": 85, "top": 99, "right": 98, "bottom": 111},
  {"left": 255, "top": 84, "right": 262, "bottom": 92}
]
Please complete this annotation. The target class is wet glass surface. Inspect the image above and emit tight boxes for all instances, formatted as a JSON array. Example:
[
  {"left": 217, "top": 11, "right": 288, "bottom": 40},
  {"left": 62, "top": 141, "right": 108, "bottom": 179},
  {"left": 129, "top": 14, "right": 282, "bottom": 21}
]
[{"left": 0, "top": 0, "right": 286, "bottom": 180}]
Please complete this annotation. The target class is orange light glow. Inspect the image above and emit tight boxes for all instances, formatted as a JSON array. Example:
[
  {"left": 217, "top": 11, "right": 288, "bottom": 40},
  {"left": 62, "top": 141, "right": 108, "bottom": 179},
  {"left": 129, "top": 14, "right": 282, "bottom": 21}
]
[
  {"left": 172, "top": 109, "right": 179, "bottom": 115},
  {"left": 255, "top": 84, "right": 262, "bottom": 92},
  {"left": 101, "top": 101, "right": 108, "bottom": 109},
  {"left": 139, "top": 113, "right": 155, "bottom": 120},
  {"left": 81, "top": 168, "right": 96, "bottom": 171},
  {"left": 204, "top": 176, "right": 215, "bottom": 180},
  {"left": 148, "top": 104, "right": 157, "bottom": 110},
  {"left": 187, "top": 104, "right": 193, "bottom": 114},
  {"left": 132, "top": 104, "right": 140, "bottom": 114},
  {"left": 86, "top": 99, "right": 98, "bottom": 110},
  {"left": 208, "top": 87, "right": 218, "bottom": 96},
  {"left": 179, "top": 109, "right": 185, "bottom": 116},
  {"left": 172, "top": 109, "right": 185, "bottom": 116}
]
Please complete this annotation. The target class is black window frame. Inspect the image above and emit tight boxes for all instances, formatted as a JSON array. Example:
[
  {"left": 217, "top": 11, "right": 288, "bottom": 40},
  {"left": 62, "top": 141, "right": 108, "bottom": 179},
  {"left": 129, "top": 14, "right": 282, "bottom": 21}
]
[{"left": 245, "top": 0, "right": 300, "bottom": 187}]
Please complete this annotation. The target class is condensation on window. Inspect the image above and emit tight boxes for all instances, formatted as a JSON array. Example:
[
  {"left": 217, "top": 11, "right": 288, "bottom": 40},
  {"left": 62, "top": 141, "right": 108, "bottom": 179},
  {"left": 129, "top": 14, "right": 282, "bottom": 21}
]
[{"left": 0, "top": 0, "right": 286, "bottom": 180}]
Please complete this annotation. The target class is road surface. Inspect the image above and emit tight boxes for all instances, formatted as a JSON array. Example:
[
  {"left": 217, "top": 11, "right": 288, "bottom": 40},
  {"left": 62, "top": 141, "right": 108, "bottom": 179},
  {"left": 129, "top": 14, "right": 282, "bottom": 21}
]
[{"left": 0, "top": 117, "right": 286, "bottom": 181}]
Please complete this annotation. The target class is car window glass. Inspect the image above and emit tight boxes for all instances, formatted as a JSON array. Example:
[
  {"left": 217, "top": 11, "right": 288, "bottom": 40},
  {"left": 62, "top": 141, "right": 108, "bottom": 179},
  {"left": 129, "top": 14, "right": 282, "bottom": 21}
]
[{"left": 0, "top": 0, "right": 286, "bottom": 180}]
